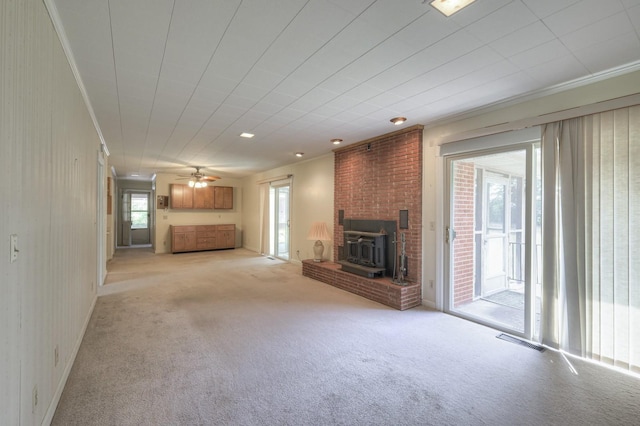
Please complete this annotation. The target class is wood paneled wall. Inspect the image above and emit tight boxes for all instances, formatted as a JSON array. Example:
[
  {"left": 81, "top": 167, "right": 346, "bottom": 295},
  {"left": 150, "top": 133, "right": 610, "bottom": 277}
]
[{"left": 1, "top": 0, "right": 102, "bottom": 423}]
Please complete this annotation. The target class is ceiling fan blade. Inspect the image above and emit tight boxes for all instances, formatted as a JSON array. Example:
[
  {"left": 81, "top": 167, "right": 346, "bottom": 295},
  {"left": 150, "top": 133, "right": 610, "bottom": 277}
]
[{"left": 203, "top": 176, "right": 221, "bottom": 181}]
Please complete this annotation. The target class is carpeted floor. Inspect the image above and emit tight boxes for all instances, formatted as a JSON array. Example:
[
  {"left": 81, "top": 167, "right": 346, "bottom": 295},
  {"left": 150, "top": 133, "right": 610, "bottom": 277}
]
[{"left": 52, "top": 248, "right": 640, "bottom": 425}]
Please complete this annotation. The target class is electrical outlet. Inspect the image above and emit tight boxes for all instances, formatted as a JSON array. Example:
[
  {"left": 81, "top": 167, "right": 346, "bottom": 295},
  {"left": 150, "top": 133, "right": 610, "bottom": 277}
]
[
  {"left": 429, "top": 280, "right": 434, "bottom": 288},
  {"left": 296, "top": 250, "right": 300, "bottom": 256},
  {"left": 54, "top": 345, "right": 59, "bottom": 367}
]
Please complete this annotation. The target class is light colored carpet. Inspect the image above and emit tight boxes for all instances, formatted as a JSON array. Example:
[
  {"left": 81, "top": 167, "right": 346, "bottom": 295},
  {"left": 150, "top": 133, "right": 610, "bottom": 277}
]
[{"left": 52, "top": 248, "right": 640, "bottom": 425}]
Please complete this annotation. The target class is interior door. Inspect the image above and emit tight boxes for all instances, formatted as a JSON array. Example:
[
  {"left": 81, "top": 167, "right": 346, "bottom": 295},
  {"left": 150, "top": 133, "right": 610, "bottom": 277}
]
[{"left": 129, "top": 192, "right": 150, "bottom": 245}]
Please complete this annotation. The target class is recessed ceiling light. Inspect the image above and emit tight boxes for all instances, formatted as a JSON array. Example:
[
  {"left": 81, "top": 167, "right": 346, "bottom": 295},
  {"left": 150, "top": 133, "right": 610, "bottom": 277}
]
[
  {"left": 295, "top": 152, "right": 304, "bottom": 157},
  {"left": 131, "top": 174, "right": 139, "bottom": 177},
  {"left": 240, "top": 132, "right": 255, "bottom": 138},
  {"left": 430, "top": 0, "right": 476, "bottom": 17},
  {"left": 331, "top": 138, "right": 343, "bottom": 145},
  {"left": 390, "top": 117, "right": 407, "bottom": 125}
]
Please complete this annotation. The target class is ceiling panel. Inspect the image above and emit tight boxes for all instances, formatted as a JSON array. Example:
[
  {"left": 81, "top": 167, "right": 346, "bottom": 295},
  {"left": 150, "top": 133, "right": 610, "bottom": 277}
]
[
  {"left": 49, "top": 0, "right": 640, "bottom": 178},
  {"left": 464, "top": 1, "right": 539, "bottom": 43},
  {"left": 524, "top": 55, "right": 590, "bottom": 86},
  {"left": 489, "top": 21, "right": 556, "bottom": 58},
  {"left": 572, "top": 32, "right": 640, "bottom": 73},
  {"left": 508, "top": 39, "right": 573, "bottom": 71},
  {"left": 560, "top": 12, "right": 635, "bottom": 51},
  {"left": 542, "top": 0, "right": 625, "bottom": 36},
  {"left": 521, "top": 0, "right": 582, "bottom": 18}
]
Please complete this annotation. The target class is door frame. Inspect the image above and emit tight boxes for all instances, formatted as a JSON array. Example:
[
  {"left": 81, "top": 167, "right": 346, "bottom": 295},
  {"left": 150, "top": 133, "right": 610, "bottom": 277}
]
[
  {"left": 97, "top": 151, "right": 106, "bottom": 286},
  {"left": 443, "top": 143, "right": 537, "bottom": 340}
]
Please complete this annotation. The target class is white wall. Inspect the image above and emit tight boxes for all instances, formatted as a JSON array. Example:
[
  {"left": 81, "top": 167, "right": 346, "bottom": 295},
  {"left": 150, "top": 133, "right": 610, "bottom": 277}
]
[
  {"left": 154, "top": 173, "right": 244, "bottom": 254},
  {"left": 1, "top": 0, "right": 102, "bottom": 423},
  {"left": 242, "top": 154, "right": 334, "bottom": 263},
  {"left": 421, "top": 69, "right": 640, "bottom": 308}
]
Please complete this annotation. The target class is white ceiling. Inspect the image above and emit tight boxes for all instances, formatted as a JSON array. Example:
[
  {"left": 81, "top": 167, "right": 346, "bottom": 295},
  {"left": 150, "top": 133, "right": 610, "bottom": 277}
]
[{"left": 50, "top": 0, "right": 640, "bottom": 180}]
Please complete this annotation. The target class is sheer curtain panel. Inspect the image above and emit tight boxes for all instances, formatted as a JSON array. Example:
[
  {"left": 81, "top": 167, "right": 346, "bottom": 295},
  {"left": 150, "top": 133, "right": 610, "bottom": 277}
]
[{"left": 259, "top": 183, "right": 269, "bottom": 255}]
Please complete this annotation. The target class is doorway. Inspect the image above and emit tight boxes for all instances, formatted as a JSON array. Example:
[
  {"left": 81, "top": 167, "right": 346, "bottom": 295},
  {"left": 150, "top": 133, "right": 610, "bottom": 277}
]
[
  {"left": 445, "top": 146, "right": 541, "bottom": 339},
  {"left": 269, "top": 183, "right": 290, "bottom": 260},
  {"left": 120, "top": 191, "right": 151, "bottom": 246}
]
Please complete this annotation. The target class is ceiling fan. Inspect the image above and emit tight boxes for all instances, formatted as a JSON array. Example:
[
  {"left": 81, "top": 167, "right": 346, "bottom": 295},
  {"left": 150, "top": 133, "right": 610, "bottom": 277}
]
[{"left": 177, "top": 167, "right": 221, "bottom": 188}]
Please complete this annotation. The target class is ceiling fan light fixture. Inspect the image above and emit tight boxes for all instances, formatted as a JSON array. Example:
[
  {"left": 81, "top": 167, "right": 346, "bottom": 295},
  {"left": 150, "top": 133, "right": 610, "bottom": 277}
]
[
  {"left": 331, "top": 138, "right": 343, "bottom": 145},
  {"left": 429, "top": 0, "right": 476, "bottom": 17},
  {"left": 188, "top": 180, "right": 195, "bottom": 188},
  {"left": 390, "top": 117, "right": 407, "bottom": 125}
]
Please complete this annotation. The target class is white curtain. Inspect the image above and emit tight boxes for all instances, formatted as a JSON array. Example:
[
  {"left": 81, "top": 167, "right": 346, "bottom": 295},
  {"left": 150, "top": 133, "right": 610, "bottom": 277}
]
[
  {"left": 258, "top": 183, "right": 269, "bottom": 255},
  {"left": 541, "top": 106, "right": 640, "bottom": 373},
  {"left": 541, "top": 118, "right": 587, "bottom": 356},
  {"left": 121, "top": 191, "right": 132, "bottom": 246}
]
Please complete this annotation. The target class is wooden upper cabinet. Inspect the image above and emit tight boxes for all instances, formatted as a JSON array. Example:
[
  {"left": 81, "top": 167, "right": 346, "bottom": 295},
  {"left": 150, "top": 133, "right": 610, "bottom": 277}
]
[
  {"left": 193, "top": 186, "right": 214, "bottom": 209},
  {"left": 214, "top": 186, "right": 233, "bottom": 209},
  {"left": 170, "top": 184, "right": 193, "bottom": 209},
  {"left": 171, "top": 184, "right": 231, "bottom": 210}
]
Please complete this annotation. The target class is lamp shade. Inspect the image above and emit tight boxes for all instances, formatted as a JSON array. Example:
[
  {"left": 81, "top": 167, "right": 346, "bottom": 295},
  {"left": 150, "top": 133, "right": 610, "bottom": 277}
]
[{"left": 307, "top": 222, "right": 331, "bottom": 241}]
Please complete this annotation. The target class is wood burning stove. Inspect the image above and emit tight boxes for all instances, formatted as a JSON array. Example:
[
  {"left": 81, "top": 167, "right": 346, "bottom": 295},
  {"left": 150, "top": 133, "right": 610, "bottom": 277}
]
[
  {"left": 338, "top": 219, "right": 396, "bottom": 278},
  {"left": 345, "top": 232, "right": 385, "bottom": 269}
]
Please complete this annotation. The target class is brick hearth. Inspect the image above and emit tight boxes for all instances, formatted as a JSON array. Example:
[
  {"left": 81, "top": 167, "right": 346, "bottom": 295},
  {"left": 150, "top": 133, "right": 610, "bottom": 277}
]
[{"left": 302, "top": 260, "right": 421, "bottom": 311}]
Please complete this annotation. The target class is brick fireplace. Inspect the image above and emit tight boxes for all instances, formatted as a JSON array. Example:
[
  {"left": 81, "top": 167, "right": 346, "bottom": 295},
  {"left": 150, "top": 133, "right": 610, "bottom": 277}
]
[{"left": 303, "top": 125, "right": 423, "bottom": 310}]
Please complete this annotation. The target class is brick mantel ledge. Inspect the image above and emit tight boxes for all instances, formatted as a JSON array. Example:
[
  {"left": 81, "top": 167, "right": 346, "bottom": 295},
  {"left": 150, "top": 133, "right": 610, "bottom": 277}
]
[{"left": 302, "top": 260, "right": 421, "bottom": 310}]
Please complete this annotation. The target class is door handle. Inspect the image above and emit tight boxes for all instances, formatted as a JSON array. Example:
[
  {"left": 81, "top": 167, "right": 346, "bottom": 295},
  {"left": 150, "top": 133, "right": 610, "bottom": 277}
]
[{"left": 445, "top": 226, "right": 457, "bottom": 244}]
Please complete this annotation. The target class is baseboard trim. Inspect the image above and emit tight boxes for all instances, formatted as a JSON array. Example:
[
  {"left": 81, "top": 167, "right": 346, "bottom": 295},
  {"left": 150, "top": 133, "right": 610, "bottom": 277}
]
[
  {"left": 421, "top": 299, "right": 436, "bottom": 309},
  {"left": 43, "top": 293, "right": 97, "bottom": 425}
]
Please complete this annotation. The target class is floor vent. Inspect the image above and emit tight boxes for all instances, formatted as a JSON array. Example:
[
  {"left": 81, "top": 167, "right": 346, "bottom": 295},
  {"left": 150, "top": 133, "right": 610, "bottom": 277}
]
[{"left": 497, "top": 334, "right": 545, "bottom": 352}]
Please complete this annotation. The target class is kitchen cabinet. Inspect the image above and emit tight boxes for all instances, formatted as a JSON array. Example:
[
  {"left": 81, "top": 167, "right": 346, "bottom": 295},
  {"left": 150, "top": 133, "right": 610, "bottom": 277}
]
[
  {"left": 193, "top": 186, "right": 214, "bottom": 209},
  {"left": 170, "top": 184, "right": 232, "bottom": 210},
  {"left": 214, "top": 186, "right": 233, "bottom": 209},
  {"left": 170, "top": 184, "right": 193, "bottom": 209},
  {"left": 171, "top": 224, "right": 235, "bottom": 253},
  {"left": 171, "top": 225, "right": 197, "bottom": 252},
  {"left": 216, "top": 224, "right": 235, "bottom": 249}
]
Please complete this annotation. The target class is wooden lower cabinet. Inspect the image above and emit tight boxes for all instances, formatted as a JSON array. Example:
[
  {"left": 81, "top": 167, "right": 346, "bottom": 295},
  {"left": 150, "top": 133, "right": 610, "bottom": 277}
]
[
  {"left": 171, "top": 226, "right": 196, "bottom": 252},
  {"left": 171, "top": 224, "right": 235, "bottom": 253},
  {"left": 216, "top": 224, "right": 235, "bottom": 248}
]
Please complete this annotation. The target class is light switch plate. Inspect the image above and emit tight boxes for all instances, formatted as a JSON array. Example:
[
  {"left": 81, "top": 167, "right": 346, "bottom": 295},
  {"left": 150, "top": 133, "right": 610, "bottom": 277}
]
[{"left": 10, "top": 234, "right": 18, "bottom": 263}]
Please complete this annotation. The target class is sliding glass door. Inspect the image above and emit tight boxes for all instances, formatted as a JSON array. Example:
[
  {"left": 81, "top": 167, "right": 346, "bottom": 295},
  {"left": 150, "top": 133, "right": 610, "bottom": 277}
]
[
  {"left": 445, "top": 146, "right": 541, "bottom": 339},
  {"left": 269, "top": 183, "right": 290, "bottom": 260}
]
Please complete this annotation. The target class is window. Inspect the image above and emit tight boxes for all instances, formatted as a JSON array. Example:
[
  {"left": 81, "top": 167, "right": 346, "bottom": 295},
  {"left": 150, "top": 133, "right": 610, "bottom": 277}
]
[{"left": 130, "top": 193, "right": 148, "bottom": 229}]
